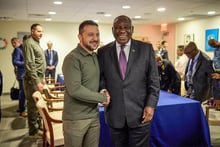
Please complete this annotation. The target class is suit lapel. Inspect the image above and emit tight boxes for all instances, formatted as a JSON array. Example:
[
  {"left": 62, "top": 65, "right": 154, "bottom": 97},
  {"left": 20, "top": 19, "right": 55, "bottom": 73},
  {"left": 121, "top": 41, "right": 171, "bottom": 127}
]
[
  {"left": 194, "top": 53, "right": 202, "bottom": 75},
  {"left": 125, "top": 40, "right": 137, "bottom": 78}
]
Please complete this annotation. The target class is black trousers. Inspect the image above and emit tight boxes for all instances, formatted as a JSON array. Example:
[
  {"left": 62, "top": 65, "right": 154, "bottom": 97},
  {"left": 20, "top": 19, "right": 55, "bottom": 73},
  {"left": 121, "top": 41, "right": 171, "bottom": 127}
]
[{"left": 109, "top": 122, "right": 151, "bottom": 147}]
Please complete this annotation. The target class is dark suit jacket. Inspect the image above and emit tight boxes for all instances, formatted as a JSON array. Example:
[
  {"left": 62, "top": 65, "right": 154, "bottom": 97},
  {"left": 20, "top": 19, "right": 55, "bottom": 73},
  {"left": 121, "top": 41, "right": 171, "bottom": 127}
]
[
  {"left": 158, "top": 59, "right": 181, "bottom": 95},
  {"left": 98, "top": 39, "right": 160, "bottom": 128},
  {"left": 12, "top": 45, "right": 25, "bottom": 80},
  {"left": 44, "top": 49, "right": 58, "bottom": 67},
  {"left": 185, "top": 51, "right": 214, "bottom": 102},
  {"left": 156, "top": 48, "right": 169, "bottom": 60}
]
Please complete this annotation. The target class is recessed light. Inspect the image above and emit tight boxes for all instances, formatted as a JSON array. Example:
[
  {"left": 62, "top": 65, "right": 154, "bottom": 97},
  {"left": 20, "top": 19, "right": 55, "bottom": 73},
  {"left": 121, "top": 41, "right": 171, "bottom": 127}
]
[
  {"left": 104, "top": 14, "right": 112, "bottom": 17},
  {"left": 49, "top": 12, "right": 56, "bottom": 15},
  {"left": 208, "top": 11, "right": 216, "bottom": 15},
  {"left": 134, "top": 16, "right": 141, "bottom": 19},
  {"left": 53, "top": 1, "right": 63, "bottom": 5},
  {"left": 122, "top": 5, "right": 130, "bottom": 9},
  {"left": 178, "top": 17, "right": 185, "bottom": 21},
  {"left": 45, "top": 18, "right": 52, "bottom": 21},
  {"left": 157, "top": 7, "right": 166, "bottom": 12},
  {"left": 93, "top": 20, "right": 99, "bottom": 23}
]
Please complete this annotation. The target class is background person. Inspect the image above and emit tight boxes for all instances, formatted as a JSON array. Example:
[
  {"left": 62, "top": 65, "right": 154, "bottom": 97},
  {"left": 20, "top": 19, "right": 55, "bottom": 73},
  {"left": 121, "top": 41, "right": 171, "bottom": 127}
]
[
  {"left": 156, "top": 40, "right": 169, "bottom": 60},
  {"left": 156, "top": 54, "right": 181, "bottom": 95},
  {"left": 62, "top": 20, "right": 110, "bottom": 147},
  {"left": 184, "top": 41, "right": 214, "bottom": 103},
  {"left": 208, "top": 39, "right": 220, "bottom": 99},
  {"left": 22, "top": 23, "right": 46, "bottom": 138},
  {"left": 174, "top": 45, "right": 188, "bottom": 80},
  {"left": 98, "top": 15, "right": 160, "bottom": 147},
  {"left": 44, "top": 41, "right": 58, "bottom": 79},
  {"left": 11, "top": 37, "right": 27, "bottom": 117},
  {"left": 208, "top": 38, "right": 220, "bottom": 71},
  {"left": 174, "top": 45, "right": 188, "bottom": 96}
]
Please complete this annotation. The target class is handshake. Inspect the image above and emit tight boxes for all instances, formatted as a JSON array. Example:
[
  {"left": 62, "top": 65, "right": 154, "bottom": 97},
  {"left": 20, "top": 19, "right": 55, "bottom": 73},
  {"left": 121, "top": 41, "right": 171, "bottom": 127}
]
[{"left": 100, "top": 89, "right": 110, "bottom": 107}]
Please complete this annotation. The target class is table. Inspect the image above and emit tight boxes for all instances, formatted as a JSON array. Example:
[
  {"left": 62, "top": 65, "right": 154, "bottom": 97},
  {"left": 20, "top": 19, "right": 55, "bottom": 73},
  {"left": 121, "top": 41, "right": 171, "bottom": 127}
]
[{"left": 99, "top": 91, "right": 211, "bottom": 147}]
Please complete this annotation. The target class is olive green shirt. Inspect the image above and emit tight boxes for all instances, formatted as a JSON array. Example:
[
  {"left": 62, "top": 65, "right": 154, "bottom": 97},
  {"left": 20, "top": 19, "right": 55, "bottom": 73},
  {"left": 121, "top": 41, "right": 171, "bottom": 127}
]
[
  {"left": 22, "top": 37, "right": 46, "bottom": 86},
  {"left": 62, "top": 44, "right": 106, "bottom": 120}
]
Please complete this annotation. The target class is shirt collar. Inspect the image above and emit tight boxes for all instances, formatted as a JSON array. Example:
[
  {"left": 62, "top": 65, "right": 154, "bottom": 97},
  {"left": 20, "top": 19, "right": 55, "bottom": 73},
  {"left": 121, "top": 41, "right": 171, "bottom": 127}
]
[
  {"left": 116, "top": 39, "right": 131, "bottom": 48},
  {"left": 193, "top": 51, "right": 200, "bottom": 62},
  {"left": 77, "top": 44, "right": 95, "bottom": 56}
]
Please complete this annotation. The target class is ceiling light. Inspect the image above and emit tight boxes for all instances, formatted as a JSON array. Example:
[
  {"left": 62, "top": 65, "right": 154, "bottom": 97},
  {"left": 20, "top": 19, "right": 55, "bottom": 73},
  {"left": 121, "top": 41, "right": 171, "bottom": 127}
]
[
  {"left": 45, "top": 18, "right": 52, "bottom": 21},
  {"left": 122, "top": 5, "right": 130, "bottom": 9},
  {"left": 134, "top": 16, "right": 141, "bottom": 19},
  {"left": 49, "top": 12, "right": 56, "bottom": 15},
  {"left": 93, "top": 20, "right": 99, "bottom": 23},
  {"left": 53, "top": 1, "right": 63, "bottom": 5},
  {"left": 208, "top": 11, "right": 216, "bottom": 15},
  {"left": 157, "top": 7, "right": 166, "bottom": 12},
  {"left": 104, "top": 14, "right": 112, "bottom": 17},
  {"left": 178, "top": 17, "right": 185, "bottom": 21}
]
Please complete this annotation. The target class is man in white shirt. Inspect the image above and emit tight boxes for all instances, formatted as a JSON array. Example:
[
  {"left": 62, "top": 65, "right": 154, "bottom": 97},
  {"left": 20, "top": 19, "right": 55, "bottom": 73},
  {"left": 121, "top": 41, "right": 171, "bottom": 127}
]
[{"left": 174, "top": 45, "right": 189, "bottom": 80}]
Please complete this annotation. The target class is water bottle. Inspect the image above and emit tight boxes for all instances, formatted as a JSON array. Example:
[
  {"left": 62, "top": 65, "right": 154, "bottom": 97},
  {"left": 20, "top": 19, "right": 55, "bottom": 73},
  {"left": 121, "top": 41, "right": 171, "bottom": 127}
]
[{"left": 209, "top": 97, "right": 214, "bottom": 106}]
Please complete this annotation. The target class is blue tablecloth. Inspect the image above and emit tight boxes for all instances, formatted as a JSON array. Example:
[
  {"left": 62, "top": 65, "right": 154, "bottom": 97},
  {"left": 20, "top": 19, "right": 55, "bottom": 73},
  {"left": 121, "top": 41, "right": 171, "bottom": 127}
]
[{"left": 99, "top": 91, "right": 211, "bottom": 147}]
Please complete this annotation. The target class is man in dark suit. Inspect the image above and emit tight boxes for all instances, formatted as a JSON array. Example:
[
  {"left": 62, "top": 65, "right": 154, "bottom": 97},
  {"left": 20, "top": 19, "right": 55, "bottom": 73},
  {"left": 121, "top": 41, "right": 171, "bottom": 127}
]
[
  {"left": 184, "top": 42, "right": 214, "bottom": 103},
  {"left": 44, "top": 41, "right": 58, "bottom": 79},
  {"left": 155, "top": 40, "right": 169, "bottom": 60},
  {"left": 98, "top": 15, "right": 160, "bottom": 147}
]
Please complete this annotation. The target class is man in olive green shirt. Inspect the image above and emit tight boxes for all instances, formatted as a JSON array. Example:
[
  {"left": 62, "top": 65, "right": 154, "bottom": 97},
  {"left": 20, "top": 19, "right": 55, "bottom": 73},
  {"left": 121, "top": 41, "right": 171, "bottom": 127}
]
[
  {"left": 62, "top": 20, "right": 110, "bottom": 147},
  {"left": 22, "top": 23, "right": 46, "bottom": 138}
]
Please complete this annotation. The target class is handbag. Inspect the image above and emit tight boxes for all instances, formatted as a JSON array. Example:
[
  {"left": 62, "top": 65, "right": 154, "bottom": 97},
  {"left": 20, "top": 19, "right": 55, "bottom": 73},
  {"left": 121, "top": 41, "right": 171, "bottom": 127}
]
[{"left": 10, "top": 80, "right": 19, "bottom": 100}]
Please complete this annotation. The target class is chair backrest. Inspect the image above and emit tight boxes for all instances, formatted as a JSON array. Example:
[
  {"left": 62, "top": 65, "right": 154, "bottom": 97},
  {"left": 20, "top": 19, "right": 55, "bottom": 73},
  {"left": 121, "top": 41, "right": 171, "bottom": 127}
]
[
  {"left": 43, "top": 84, "right": 63, "bottom": 99},
  {"left": 32, "top": 91, "right": 42, "bottom": 103},
  {"left": 45, "top": 77, "right": 55, "bottom": 85},
  {"left": 214, "top": 100, "right": 220, "bottom": 109},
  {"left": 33, "top": 91, "right": 50, "bottom": 132},
  {"left": 33, "top": 91, "right": 64, "bottom": 146},
  {"left": 35, "top": 92, "right": 56, "bottom": 146}
]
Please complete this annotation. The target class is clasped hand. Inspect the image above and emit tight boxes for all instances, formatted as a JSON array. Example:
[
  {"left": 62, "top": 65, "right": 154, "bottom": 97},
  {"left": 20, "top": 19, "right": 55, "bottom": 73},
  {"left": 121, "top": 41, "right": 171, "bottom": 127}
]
[{"left": 100, "top": 89, "right": 110, "bottom": 107}]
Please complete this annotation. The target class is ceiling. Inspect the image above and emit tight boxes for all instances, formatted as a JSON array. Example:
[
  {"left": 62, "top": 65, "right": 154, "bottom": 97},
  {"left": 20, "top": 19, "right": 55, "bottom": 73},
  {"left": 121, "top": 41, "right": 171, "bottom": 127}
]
[{"left": 0, "top": 0, "right": 220, "bottom": 25}]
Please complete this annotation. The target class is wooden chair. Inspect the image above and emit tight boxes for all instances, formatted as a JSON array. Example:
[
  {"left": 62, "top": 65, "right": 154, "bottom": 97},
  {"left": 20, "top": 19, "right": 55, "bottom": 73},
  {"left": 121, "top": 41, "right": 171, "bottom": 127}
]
[
  {"left": 33, "top": 91, "right": 64, "bottom": 147},
  {"left": 42, "top": 85, "right": 64, "bottom": 111},
  {"left": 45, "top": 77, "right": 56, "bottom": 85},
  {"left": 45, "top": 77, "right": 65, "bottom": 92},
  {"left": 205, "top": 99, "right": 220, "bottom": 126},
  {"left": 32, "top": 91, "right": 62, "bottom": 119}
]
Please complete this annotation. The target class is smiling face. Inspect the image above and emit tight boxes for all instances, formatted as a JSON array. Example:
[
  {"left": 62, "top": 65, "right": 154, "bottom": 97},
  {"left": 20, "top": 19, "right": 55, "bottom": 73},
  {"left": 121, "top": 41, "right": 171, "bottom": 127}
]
[
  {"left": 112, "top": 15, "right": 134, "bottom": 45},
  {"left": 78, "top": 24, "right": 100, "bottom": 54}
]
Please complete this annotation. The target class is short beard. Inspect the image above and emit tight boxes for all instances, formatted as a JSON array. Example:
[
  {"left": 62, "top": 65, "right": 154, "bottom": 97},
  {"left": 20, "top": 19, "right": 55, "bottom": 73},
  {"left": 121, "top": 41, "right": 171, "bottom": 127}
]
[{"left": 84, "top": 44, "right": 95, "bottom": 52}]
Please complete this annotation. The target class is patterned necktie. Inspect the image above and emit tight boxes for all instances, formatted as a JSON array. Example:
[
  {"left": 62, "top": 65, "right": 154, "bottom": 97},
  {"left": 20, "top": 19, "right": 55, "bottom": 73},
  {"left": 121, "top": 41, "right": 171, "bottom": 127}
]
[
  {"left": 48, "top": 50, "right": 52, "bottom": 65},
  {"left": 119, "top": 45, "right": 127, "bottom": 80},
  {"left": 189, "top": 57, "right": 194, "bottom": 73}
]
